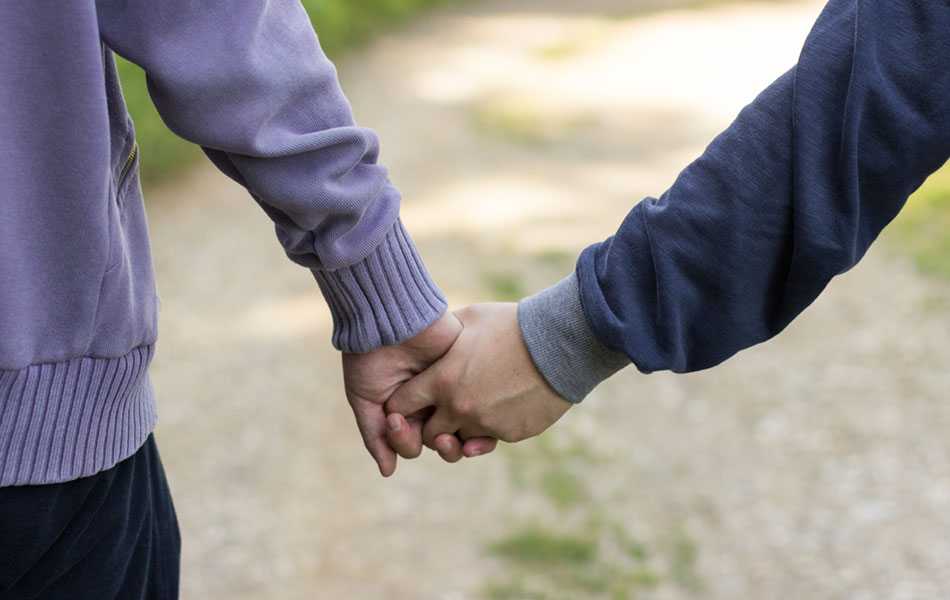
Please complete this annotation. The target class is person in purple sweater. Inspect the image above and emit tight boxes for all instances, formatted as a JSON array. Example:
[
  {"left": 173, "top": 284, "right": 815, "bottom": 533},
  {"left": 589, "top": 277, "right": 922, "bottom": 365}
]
[
  {"left": 0, "top": 1, "right": 493, "bottom": 596},
  {"left": 1, "top": 0, "right": 948, "bottom": 598}
]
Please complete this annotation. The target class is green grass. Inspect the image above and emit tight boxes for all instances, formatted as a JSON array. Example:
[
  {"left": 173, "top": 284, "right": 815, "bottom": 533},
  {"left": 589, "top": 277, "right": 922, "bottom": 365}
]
[
  {"left": 470, "top": 97, "right": 597, "bottom": 147},
  {"left": 667, "top": 528, "right": 702, "bottom": 591},
  {"left": 540, "top": 467, "right": 588, "bottom": 510},
  {"left": 532, "top": 249, "right": 577, "bottom": 271},
  {"left": 118, "top": 0, "right": 451, "bottom": 184},
  {"left": 482, "top": 271, "right": 527, "bottom": 301},
  {"left": 470, "top": 99, "right": 554, "bottom": 146},
  {"left": 891, "top": 164, "right": 950, "bottom": 279},
  {"left": 534, "top": 38, "right": 592, "bottom": 62},
  {"left": 483, "top": 579, "right": 549, "bottom": 600},
  {"left": 484, "top": 520, "right": 665, "bottom": 600},
  {"left": 489, "top": 526, "right": 598, "bottom": 565},
  {"left": 484, "top": 433, "right": 705, "bottom": 599}
]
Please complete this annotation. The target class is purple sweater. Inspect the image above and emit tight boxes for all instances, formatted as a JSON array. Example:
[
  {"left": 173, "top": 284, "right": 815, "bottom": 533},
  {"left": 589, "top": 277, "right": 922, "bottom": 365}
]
[{"left": 0, "top": 1, "right": 446, "bottom": 486}]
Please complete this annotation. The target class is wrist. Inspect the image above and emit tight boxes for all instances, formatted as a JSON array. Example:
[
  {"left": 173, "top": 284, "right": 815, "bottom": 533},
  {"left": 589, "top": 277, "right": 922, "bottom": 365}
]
[
  {"left": 400, "top": 310, "right": 462, "bottom": 359},
  {"left": 518, "top": 273, "right": 630, "bottom": 403},
  {"left": 314, "top": 219, "right": 447, "bottom": 353}
]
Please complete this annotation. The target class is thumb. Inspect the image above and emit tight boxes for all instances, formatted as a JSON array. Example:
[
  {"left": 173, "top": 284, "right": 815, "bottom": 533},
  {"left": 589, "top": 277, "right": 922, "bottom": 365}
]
[{"left": 385, "top": 361, "right": 443, "bottom": 417}]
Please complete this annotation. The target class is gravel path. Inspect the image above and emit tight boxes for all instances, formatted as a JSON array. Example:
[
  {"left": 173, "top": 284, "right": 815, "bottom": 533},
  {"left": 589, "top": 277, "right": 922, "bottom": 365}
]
[{"left": 145, "top": 1, "right": 950, "bottom": 598}]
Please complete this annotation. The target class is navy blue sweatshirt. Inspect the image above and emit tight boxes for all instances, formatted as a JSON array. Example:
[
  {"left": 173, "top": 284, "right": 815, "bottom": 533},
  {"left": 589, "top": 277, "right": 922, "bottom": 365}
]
[{"left": 519, "top": 0, "right": 950, "bottom": 401}]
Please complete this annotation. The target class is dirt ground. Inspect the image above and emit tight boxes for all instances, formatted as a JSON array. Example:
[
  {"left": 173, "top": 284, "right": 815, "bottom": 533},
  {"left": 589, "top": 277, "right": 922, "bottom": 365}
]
[{"left": 145, "top": 0, "right": 950, "bottom": 598}]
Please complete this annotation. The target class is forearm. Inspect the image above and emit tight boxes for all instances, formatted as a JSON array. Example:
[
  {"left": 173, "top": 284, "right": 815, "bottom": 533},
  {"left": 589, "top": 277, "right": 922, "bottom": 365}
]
[
  {"left": 522, "top": 0, "right": 950, "bottom": 396},
  {"left": 97, "top": 0, "right": 445, "bottom": 352}
]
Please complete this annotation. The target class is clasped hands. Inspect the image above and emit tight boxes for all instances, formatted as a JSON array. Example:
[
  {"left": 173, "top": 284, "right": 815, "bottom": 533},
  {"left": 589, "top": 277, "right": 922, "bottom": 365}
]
[{"left": 342, "top": 303, "right": 572, "bottom": 476}]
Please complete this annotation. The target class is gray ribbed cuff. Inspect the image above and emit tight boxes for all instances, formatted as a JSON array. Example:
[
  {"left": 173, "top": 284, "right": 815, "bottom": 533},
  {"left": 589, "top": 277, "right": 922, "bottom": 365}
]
[
  {"left": 518, "top": 273, "right": 630, "bottom": 403},
  {"left": 313, "top": 219, "right": 447, "bottom": 353}
]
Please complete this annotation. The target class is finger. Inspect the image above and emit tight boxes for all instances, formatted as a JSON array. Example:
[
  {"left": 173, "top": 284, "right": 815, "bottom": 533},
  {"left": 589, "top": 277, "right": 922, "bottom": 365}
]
[
  {"left": 385, "top": 413, "right": 423, "bottom": 459},
  {"left": 422, "top": 408, "right": 462, "bottom": 448},
  {"left": 386, "top": 364, "right": 442, "bottom": 417},
  {"left": 433, "top": 433, "right": 463, "bottom": 463},
  {"left": 406, "top": 413, "right": 426, "bottom": 443},
  {"left": 462, "top": 437, "right": 498, "bottom": 458},
  {"left": 458, "top": 424, "right": 495, "bottom": 439},
  {"left": 458, "top": 424, "right": 497, "bottom": 457},
  {"left": 368, "top": 435, "right": 398, "bottom": 477},
  {"left": 350, "top": 397, "right": 398, "bottom": 477}
]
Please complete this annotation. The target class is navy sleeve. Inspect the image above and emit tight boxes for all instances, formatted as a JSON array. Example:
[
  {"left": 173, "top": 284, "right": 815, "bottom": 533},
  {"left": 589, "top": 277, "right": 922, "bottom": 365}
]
[{"left": 577, "top": 0, "right": 950, "bottom": 373}]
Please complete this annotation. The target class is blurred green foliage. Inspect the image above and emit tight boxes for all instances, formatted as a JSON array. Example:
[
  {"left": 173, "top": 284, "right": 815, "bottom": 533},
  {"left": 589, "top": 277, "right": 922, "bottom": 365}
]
[
  {"left": 892, "top": 164, "right": 950, "bottom": 279},
  {"left": 116, "top": 0, "right": 450, "bottom": 184}
]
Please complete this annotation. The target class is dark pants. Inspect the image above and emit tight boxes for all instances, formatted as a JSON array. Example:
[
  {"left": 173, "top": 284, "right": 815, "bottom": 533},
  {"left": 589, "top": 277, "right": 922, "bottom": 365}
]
[{"left": 0, "top": 435, "right": 180, "bottom": 600}]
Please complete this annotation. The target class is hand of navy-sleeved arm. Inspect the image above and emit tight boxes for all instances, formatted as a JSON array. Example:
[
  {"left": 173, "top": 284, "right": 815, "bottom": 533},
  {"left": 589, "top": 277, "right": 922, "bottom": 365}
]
[
  {"left": 95, "top": 0, "right": 446, "bottom": 352},
  {"left": 567, "top": 0, "right": 950, "bottom": 375}
]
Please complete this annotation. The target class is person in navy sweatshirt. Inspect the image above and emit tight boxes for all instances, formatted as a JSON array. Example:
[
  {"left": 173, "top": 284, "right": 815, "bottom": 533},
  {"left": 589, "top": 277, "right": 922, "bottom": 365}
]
[{"left": 382, "top": 1, "right": 950, "bottom": 463}]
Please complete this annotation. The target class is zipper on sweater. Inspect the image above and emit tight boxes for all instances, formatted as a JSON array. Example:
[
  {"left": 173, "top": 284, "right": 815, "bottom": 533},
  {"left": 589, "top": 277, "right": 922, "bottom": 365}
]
[{"left": 118, "top": 142, "right": 139, "bottom": 188}]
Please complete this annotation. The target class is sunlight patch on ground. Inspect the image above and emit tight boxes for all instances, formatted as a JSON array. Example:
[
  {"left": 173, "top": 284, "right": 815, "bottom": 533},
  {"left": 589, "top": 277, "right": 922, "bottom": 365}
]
[
  {"left": 401, "top": 176, "right": 584, "bottom": 232},
  {"left": 236, "top": 296, "right": 331, "bottom": 340},
  {"left": 388, "top": 0, "right": 825, "bottom": 289},
  {"left": 410, "top": 2, "right": 817, "bottom": 121}
]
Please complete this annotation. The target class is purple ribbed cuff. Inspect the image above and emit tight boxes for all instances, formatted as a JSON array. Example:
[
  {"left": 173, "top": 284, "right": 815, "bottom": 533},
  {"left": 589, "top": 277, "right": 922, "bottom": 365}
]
[{"left": 313, "top": 219, "right": 447, "bottom": 353}]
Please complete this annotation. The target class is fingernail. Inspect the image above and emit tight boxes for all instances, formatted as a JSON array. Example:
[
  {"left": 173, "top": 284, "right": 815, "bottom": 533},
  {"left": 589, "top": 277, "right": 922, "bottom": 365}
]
[
  {"left": 387, "top": 414, "right": 401, "bottom": 432},
  {"left": 469, "top": 449, "right": 481, "bottom": 457}
]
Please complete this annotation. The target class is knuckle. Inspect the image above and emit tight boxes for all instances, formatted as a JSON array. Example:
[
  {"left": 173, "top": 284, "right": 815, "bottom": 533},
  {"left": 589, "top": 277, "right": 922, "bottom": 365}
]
[
  {"left": 435, "top": 365, "right": 459, "bottom": 392},
  {"left": 453, "top": 396, "right": 476, "bottom": 418},
  {"left": 384, "top": 398, "right": 406, "bottom": 416},
  {"left": 423, "top": 432, "right": 440, "bottom": 450}
]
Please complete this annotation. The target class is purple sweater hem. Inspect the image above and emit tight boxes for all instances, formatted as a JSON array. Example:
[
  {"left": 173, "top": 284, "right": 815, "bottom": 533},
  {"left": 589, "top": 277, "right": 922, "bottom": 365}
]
[{"left": 0, "top": 346, "right": 157, "bottom": 487}]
